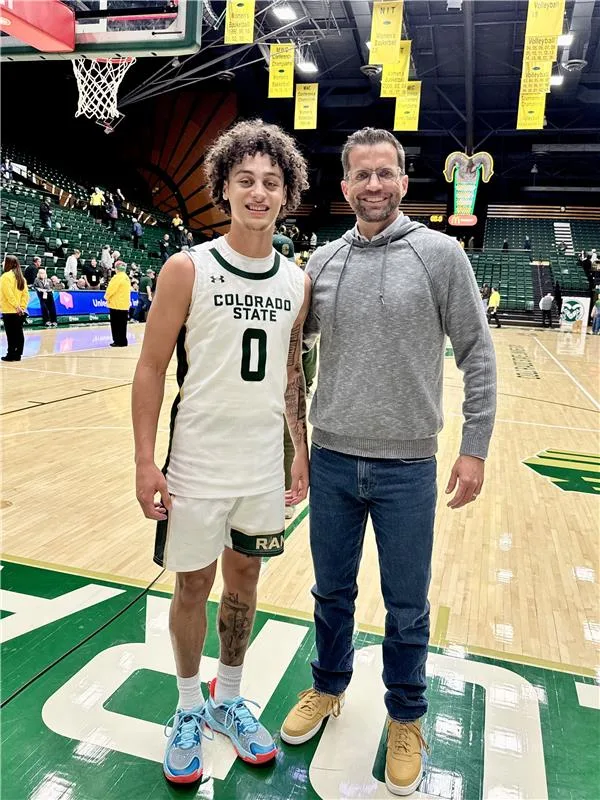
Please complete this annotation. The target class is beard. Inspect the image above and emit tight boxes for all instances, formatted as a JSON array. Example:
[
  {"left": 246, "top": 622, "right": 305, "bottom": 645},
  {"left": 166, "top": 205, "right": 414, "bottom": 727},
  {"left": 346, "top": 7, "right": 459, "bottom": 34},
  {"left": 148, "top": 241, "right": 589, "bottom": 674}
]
[{"left": 349, "top": 193, "right": 400, "bottom": 223}]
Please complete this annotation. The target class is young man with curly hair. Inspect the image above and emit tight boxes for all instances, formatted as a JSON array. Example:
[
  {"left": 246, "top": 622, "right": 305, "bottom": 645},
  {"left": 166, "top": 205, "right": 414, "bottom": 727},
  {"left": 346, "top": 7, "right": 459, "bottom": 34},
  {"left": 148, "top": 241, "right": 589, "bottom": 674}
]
[{"left": 132, "top": 120, "right": 311, "bottom": 784}]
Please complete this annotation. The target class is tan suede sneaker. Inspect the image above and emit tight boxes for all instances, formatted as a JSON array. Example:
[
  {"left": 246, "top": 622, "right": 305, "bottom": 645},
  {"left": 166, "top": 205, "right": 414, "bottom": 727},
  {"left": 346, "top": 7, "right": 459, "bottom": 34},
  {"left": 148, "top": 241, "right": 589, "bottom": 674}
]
[
  {"left": 385, "top": 717, "right": 428, "bottom": 796},
  {"left": 280, "top": 688, "right": 344, "bottom": 745}
]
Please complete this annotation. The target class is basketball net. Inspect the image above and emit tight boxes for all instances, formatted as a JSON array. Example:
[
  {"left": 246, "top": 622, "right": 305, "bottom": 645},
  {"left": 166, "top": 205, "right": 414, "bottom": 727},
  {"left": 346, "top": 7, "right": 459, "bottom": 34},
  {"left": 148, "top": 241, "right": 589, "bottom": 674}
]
[{"left": 71, "top": 56, "right": 135, "bottom": 132}]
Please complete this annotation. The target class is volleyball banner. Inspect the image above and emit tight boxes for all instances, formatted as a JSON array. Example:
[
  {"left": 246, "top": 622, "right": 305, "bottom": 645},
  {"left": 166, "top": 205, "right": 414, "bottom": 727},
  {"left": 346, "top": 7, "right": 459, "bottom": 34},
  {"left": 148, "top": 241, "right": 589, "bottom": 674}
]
[
  {"left": 523, "top": 35, "right": 559, "bottom": 63},
  {"left": 268, "top": 43, "right": 295, "bottom": 98},
  {"left": 525, "top": 0, "right": 566, "bottom": 37},
  {"left": 224, "top": 0, "right": 255, "bottom": 45},
  {"left": 393, "top": 80, "right": 420, "bottom": 130},
  {"left": 380, "top": 42, "right": 411, "bottom": 97},
  {"left": 521, "top": 60, "right": 552, "bottom": 93},
  {"left": 369, "top": 1, "right": 404, "bottom": 65},
  {"left": 517, "top": 91, "right": 546, "bottom": 129},
  {"left": 294, "top": 83, "right": 318, "bottom": 130}
]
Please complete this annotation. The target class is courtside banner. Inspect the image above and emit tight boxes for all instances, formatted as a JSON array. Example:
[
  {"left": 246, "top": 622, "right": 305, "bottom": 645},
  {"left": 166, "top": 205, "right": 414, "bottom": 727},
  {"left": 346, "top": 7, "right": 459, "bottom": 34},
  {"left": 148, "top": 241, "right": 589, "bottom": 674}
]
[
  {"left": 369, "top": 1, "right": 404, "bottom": 65},
  {"left": 268, "top": 43, "right": 295, "bottom": 98},
  {"left": 224, "top": 0, "right": 255, "bottom": 45},
  {"left": 294, "top": 83, "right": 318, "bottom": 130}
]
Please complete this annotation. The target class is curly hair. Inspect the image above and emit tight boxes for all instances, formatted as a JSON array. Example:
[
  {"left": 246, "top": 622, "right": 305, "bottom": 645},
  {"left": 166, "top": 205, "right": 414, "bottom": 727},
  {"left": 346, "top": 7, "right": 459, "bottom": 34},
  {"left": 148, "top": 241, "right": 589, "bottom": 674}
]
[{"left": 205, "top": 119, "right": 308, "bottom": 218}]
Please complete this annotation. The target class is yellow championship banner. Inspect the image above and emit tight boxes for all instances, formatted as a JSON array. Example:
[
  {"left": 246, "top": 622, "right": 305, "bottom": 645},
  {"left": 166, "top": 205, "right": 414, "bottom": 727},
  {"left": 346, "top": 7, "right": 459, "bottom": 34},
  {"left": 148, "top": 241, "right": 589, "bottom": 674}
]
[
  {"left": 517, "top": 91, "right": 546, "bottom": 129},
  {"left": 524, "top": 35, "right": 559, "bottom": 62},
  {"left": 268, "top": 43, "right": 295, "bottom": 98},
  {"left": 380, "top": 41, "right": 411, "bottom": 97},
  {"left": 521, "top": 60, "right": 553, "bottom": 93},
  {"left": 369, "top": 1, "right": 404, "bottom": 65},
  {"left": 393, "top": 81, "right": 421, "bottom": 131},
  {"left": 224, "top": 0, "right": 256, "bottom": 45},
  {"left": 525, "top": 0, "right": 566, "bottom": 38},
  {"left": 294, "top": 83, "right": 318, "bottom": 130}
]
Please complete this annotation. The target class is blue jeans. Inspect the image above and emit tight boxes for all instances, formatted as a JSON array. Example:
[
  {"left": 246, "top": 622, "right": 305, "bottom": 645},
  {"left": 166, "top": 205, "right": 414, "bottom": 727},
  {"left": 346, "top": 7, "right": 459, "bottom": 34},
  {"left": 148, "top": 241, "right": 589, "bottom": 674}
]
[
  {"left": 309, "top": 444, "right": 437, "bottom": 722},
  {"left": 593, "top": 314, "right": 600, "bottom": 334}
]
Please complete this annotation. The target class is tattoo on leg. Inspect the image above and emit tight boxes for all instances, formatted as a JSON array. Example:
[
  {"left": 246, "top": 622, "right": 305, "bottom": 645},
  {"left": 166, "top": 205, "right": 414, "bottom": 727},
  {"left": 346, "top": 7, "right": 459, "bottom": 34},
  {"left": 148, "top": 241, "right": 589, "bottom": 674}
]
[{"left": 218, "top": 591, "right": 253, "bottom": 666}]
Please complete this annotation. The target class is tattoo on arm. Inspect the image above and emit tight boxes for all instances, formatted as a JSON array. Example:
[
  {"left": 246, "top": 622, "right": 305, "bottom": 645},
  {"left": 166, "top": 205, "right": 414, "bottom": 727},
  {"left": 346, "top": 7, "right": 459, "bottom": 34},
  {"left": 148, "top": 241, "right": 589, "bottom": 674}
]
[
  {"left": 218, "top": 591, "right": 253, "bottom": 666},
  {"left": 285, "top": 323, "right": 307, "bottom": 452}
]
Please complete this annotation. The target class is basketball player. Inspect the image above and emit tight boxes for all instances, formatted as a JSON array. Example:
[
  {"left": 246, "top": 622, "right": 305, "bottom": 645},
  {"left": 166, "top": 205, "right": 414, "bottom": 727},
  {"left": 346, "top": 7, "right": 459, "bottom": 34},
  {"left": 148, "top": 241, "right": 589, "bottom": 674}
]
[
  {"left": 132, "top": 120, "right": 310, "bottom": 784},
  {"left": 280, "top": 128, "right": 497, "bottom": 796}
]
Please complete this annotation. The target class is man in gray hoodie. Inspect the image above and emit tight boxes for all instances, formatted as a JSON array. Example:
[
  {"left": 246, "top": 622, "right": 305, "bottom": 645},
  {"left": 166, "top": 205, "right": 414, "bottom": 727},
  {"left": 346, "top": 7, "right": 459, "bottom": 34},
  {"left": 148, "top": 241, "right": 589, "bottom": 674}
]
[{"left": 280, "top": 128, "right": 497, "bottom": 796}]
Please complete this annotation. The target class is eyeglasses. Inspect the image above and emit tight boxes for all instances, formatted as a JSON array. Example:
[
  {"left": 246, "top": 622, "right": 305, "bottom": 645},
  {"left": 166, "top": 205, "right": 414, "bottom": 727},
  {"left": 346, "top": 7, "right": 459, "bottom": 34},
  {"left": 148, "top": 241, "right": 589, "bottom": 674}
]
[{"left": 345, "top": 167, "right": 404, "bottom": 186}]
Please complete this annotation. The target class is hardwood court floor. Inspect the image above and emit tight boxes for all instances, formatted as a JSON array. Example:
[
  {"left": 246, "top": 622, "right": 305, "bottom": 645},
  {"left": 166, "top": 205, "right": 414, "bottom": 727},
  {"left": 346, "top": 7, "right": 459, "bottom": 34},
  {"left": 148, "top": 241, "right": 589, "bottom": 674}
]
[{"left": 1, "top": 323, "right": 599, "bottom": 677}]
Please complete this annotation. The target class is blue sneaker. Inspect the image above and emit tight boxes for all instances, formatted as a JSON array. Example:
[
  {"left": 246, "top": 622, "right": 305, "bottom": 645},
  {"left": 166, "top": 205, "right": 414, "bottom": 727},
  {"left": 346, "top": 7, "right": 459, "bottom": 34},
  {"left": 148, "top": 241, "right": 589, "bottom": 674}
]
[
  {"left": 203, "top": 677, "right": 277, "bottom": 764},
  {"left": 163, "top": 706, "right": 210, "bottom": 784}
]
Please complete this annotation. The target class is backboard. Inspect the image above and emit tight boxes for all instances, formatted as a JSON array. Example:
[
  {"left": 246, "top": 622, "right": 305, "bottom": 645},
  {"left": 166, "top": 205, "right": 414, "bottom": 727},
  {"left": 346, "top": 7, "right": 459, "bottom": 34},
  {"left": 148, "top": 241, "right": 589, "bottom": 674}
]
[{"left": 0, "top": 0, "right": 202, "bottom": 61}]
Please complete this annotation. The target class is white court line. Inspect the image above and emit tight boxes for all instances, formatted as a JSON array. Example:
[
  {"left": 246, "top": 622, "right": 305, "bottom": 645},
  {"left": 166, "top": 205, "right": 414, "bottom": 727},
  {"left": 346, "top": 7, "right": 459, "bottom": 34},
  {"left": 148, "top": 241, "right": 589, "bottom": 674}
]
[
  {"left": 0, "top": 426, "right": 169, "bottom": 439},
  {"left": 1, "top": 364, "right": 129, "bottom": 381},
  {"left": 533, "top": 336, "right": 600, "bottom": 411},
  {"left": 447, "top": 412, "right": 598, "bottom": 433}
]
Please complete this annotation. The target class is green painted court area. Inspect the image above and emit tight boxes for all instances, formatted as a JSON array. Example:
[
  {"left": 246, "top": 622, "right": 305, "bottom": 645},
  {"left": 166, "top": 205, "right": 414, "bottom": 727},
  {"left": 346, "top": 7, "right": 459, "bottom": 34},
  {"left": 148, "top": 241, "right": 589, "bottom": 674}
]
[{"left": 1, "top": 561, "right": 598, "bottom": 800}]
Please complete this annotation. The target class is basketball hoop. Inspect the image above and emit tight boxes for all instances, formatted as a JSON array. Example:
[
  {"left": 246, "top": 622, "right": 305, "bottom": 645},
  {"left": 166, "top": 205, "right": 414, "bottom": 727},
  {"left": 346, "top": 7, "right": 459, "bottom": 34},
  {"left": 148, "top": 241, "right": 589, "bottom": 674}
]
[{"left": 71, "top": 56, "right": 135, "bottom": 127}]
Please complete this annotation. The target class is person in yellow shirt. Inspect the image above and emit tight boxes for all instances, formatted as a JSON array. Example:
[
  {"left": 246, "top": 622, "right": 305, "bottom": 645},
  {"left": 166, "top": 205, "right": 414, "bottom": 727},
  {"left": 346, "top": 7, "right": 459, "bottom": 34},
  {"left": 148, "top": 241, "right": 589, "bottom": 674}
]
[
  {"left": 1, "top": 255, "right": 29, "bottom": 362},
  {"left": 487, "top": 287, "right": 501, "bottom": 329},
  {"left": 105, "top": 261, "right": 131, "bottom": 347},
  {"left": 89, "top": 187, "right": 105, "bottom": 223},
  {"left": 172, "top": 213, "right": 183, "bottom": 230}
]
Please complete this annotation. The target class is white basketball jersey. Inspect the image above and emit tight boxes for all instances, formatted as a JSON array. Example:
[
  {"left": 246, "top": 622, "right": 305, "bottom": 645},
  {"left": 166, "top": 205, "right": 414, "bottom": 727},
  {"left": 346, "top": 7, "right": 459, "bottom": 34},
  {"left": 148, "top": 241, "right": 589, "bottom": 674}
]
[{"left": 165, "top": 236, "right": 305, "bottom": 498}]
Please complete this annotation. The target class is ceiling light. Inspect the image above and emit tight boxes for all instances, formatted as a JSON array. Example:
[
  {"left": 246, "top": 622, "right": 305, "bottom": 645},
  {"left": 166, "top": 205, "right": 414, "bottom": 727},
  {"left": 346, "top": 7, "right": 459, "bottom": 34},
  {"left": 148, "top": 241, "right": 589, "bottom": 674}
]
[
  {"left": 297, "top": 60, "right": 318, "bottom": 74},
  {"left": 558, "top": 33, "right": 573, "bottom": 47},
  {"left": 550, "top": 74, "right": 564, "bottom": 86},
  {"left": 530, "top": 164, "right": 538, "bottom": 174},
  {"left": 273, "top": 4, "right": 297, "bottom": 21}
]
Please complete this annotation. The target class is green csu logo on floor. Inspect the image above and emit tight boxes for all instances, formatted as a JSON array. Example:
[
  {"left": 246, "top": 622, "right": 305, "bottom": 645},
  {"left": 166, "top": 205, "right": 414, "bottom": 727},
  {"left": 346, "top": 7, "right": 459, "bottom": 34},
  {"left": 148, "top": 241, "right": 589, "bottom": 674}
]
[
  {"left": 1, "top": 561, "right": 599, "bottom": 800},
  {"left": 523, "top": 449, "right": 600, "bottom": 494}
]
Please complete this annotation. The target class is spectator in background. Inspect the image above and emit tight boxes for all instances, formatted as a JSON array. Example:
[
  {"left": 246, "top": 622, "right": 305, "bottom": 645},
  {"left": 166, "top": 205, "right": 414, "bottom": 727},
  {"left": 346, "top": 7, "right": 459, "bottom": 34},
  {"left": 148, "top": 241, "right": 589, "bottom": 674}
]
[
  {"left": 136, "top": 269, "right": 154, "bottom": 322},
  {"left": 115, "top": 188, "right": 125, "bottom": 212},
  {"left": 160, "top": 234, "right": 170, "bottom": 264},
  {"left": 39, "top": 197, "right": 52, "bottom": 229},
  {"left": 523, "top": 235, "right": 531, "bottom": 251},
  {"left": 50, "top": 275, "right": 65, "bottom": 290},
  {"left": 591, "top": 249, "right": 598, "bottom": 265},
  {"left": 539, "top": 292, "right": 554, "bottom": 328},
  {"left": 100, "top": 245, "right": 113, "bottom": 281},
  {"left": 64, "top": 249, "right": 80, "bottom": 283},
  {"left": 591, "top": 297, "right": 600, "bottom": 335},
  {"left": 171, "top": 212, "right": 183, "bottom": 230},
  {"left": 89, "top": 187, "right": 105, "bottom": 222},
  {"left": 105, "top": 262, "right": 131, "bottom": 348},
  {"left": 83, "top": 257, "right": 103, "bottom": 289},
  {"left": 24, "top": 256, "right": 41, "bottom": 286},
  {"left": 502, "top": 238, "right": 509, "bottom": 251},
  {"left": 310, "top": 231, "right": 317, "bottom": 248},
  {"left": 467, "top": 235, "right": 475, "bottom": 250},
  {"left": 0, "top": 255, "right": 29, "bottom": 362},
  {"left": 1, "top": 158, "right": 13, "bottom": 184},
  {"left": 186, "top": 230, "right": 194, "bottom": 249},
  {"left": 487, "top": 287, "right": 501, "bottom": 328},
  {"left": 480, "top": 283, "right": 490, "bottom": 309},
  {"left": 33, "top": 268, "right": 58, "bottom": 327},
  {"left": 553, "top": 281, "right": 562, "bottom": 317},
  {"left": 132, "top": 218, "right": 143, "bottom": 249},
  {"left": 107, "top": 198, "right": 118, "bottom": 231}
]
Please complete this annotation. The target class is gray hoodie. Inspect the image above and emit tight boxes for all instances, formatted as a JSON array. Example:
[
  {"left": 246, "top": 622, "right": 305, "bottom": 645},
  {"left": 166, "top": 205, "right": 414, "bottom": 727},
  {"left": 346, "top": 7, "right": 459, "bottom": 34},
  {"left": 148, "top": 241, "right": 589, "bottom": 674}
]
[{"left": 304, "top": 214, "right": 497, "bottom": 460}]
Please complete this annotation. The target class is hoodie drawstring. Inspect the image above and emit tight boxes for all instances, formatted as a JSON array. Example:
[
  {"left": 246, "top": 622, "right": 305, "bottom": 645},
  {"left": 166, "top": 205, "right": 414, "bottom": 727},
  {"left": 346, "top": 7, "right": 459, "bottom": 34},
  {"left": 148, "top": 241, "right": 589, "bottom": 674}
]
[
  {"left": 332, "top": 243, "right": 354, "bottom": 333},
  {"left": 379, "top": 237, "right": 393, "bottom": 308}
]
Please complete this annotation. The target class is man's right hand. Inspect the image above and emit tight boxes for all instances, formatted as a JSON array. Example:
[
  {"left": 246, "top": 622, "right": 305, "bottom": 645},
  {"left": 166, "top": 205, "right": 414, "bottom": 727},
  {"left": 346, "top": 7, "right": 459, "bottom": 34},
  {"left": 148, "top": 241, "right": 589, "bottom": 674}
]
[{"left": 136, "top": 462, "right": 172, "bottom": 520}]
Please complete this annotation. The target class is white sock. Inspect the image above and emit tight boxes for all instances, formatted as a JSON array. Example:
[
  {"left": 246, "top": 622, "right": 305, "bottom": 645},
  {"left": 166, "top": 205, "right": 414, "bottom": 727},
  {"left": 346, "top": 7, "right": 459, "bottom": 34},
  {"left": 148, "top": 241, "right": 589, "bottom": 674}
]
[
  {"left": 177, "top": 672, "right": 203, "bottom": 712},
  {"left": 214, "top": 662, "right": 243, "bottom": 704}
]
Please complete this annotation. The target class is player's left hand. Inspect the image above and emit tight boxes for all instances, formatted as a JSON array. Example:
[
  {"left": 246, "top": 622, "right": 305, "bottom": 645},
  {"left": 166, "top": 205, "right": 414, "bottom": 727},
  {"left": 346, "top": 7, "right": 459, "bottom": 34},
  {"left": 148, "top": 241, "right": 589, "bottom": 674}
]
[
  {"left": 445, "top": 455, "right": 485, "bottom": 509},
  {"left": 286, "top": 449, "right": 309, "bottom": 506}
]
